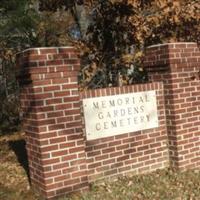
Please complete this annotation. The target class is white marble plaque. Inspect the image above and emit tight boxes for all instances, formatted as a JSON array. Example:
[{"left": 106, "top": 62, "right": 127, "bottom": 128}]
[{"left": 83, "top": 90, "right": 159, "bottom": 140}]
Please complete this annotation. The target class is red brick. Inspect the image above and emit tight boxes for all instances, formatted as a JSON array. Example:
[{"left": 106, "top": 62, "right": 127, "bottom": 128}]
[
  {"left": 116, "top": 144, "right": 129, "bottom": 151},
  {"left": 52, "top": 162, "right": 69, "bottom": 170},
  {"left": 118, "top": 166, "right": 131, "bottom": 173},
  {"left": 87, "top": 150, "right": 101, "bottom": 157},
  {"left": 44, "top": 170, "right": 62, "bottom": 178},
  {"left": 36, "top": 119, "right": 55, "bottom": 126},
  {"left": 29, "top": 67, "right": 48, "bottom": 74},
  {"left": 138, "top": 155, "right": 150, "bottom": 162},
  {"left": 54, "top": 174, "right": 71, "bottom": 182},
  {"left": 102, "top": 147, "right": 115, "bottom": 154},
  {"left": 64, "top": 96, "right": 80, "bottom": 102},
  {"left": 32, "top": 79, "right": 52, "bottom": 86},
  {"left": 58, "top": 129, "right": 75, "bottom": 136},
  {"left": 69, "top": 146, "right": 85, "bottom": 154},
  {"left": 52, "top": 78, "right": 69, "bottom": 84},
  {"left": 45, "top": 72, "right": 63, "bottom": 79},
  {"left": 48, "top": 124, "right": 65, "bottom": 131},
  {"left": 54, "top": 91, "right": 70, "bottom": 97},
  {"left": 137, "top": 145, "right": 149, "bottom": 151},
  {"left": 70, "top": 159, "right": 86, "bottom": 166},
  {"left": 33, "top": 93, "right": 53, "bottom": 100},
  {"left": 104, "top": 169, "right": 117, "bottom": 176},
  {"left": 51, "top": 149, "right": 69, "bottom": 157},
  {"left": 95, "top": 154, "right": 109, "bottom": 161},
  {"left": 67, "top": 134, "right": 83, "bottom": 141},
  {"left": 55, "top": 186, "right": 73, "bottom": 195},
  {"left": 59, "top": 142, "right": 76, "bottom": 149},
  {"left": 110, "top": 151, "right": 123, "bottom": 158},
  {"left": 45, "top": 182, "right": 63, "bottom": 191},
  {"left": 124, "top": 148, "right": 136, "bottom": 154},
  {"left": 29, "top": 100, "right": 44, "bottom": 107},
  {"left": 61, "top": 154, "right": 77, "bottom": 162},
  {"left": 88, "top": 162, "right": 102, "bottom": 169},
  {"left": 64, "top": 59, "right": 78, "bottom": 65},
  {"left": 50, "top": 137, "right": 66, "bottom": 144},
  {"left": 47, "top": 111, "right": 64, "bottom": 118},
  {"left": 64, "top": 178, "right": 80, "bottom": 186},
  {"left": 29, "top": 54, "right": 47, "bottom": 61},
  {"left": 42, "top": 158, "right": 60, "bottom": 165},
  {"left": 41, "top": 145, "right": 59, "bottom": 153},
  {"left": 117, "top": 155, "right": 129, "bottom": 162},
  {"left": 66, "top": 121, "right": 81, "bottom": 128},
  {"left": 65, "top": 109, "right": 80, "bottom": 116},
  {"left": 38, "top": 132, "right": 57, "bottom": 139},
  {"left": 93, "top": 143, "right": 108, "bottom": 150},
  {"left": 111, "top": 162, "right": 123, "bottom": 168},
  {"left": 39, "top": 48, "right": 57, "bottom": 54},
  {"left": 125, "top": 158, "right": 137, "bottom": 165},
  {"left": 30, "top": 113, "right": 46, "bottom": 120},
  {"left": 28, "top": 87, "right": 43, "bottom": 93},
  {"left": 72, "top": 171, "right": 87, "bottom": 178},
  {"left": 103, "top": 158, "right": 115, "bottom": 165},
  {"left": 52, "top": 54, "right": 69, "bottom": 60},
  {"left": 41, "top": 153, "right": 50, "bottom": 159},
  {"left": 96, "top": 166, "right": 110, "bottom": 172}
]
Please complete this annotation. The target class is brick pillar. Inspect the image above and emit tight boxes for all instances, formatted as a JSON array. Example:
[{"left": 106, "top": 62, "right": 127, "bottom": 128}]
[
  {"left": 17, "top": 47, "right": 88, "bottom": 199},
  {"left": 144, "top": 43, "right": 200, "bottom": 170}
]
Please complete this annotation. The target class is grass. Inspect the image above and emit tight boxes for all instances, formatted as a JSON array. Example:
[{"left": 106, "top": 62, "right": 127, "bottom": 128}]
[
  {"left": 64, "top": 169, "right": 200, "bottom": 200},
  {"left": 0, "top": 132, "right": 200, "bottom": 200}
]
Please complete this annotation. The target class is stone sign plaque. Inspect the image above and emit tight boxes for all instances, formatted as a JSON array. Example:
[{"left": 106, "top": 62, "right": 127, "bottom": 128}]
[{"left": 83, "top": 90, "right": 159, "bottom": 140}]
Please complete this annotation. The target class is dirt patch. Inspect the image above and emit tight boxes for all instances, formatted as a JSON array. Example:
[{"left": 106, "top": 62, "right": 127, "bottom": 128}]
[{"left": 0, "top": 133, "right": 40, "bottom": 200}]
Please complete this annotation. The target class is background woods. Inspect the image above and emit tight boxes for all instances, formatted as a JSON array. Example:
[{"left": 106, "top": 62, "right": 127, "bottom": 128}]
[{"left": 0, "top": 0, "right": 199, "bottom": 133}]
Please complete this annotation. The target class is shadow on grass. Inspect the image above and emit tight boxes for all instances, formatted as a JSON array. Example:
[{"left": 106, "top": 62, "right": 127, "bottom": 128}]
[{"left": 8, "top": 139, "right": 30, "bottom": 183}]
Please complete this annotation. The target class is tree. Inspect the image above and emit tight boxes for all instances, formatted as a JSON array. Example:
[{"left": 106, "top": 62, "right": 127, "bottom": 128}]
[
  {"left": 0, "top": 0, "right": 40, "bottom": 49},
  {"left": 128, "top": 0, "right": 200, "bottom": 46},
  {"left": 78, "top": 0, "right": 148, "bottom": 89},
  {"left": 0, "top": 0, "right": 39, "bottom": 133},
  {"left": 75, "top": 0, "right": 200, "bottom": 89}
]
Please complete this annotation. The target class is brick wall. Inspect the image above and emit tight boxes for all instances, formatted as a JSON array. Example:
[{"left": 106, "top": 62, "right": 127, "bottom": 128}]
[
  {"left": 16, "top": 42, "right": 200, "bottom": 199},
  {"left": 80, "top": 83, "right": 169, "bottom": 182},
  {"left": 17, "top": 47, "right": 88, "bottom": 199},
  {"left": 144, "top": 42, "right": 200, "bottom": 170}
]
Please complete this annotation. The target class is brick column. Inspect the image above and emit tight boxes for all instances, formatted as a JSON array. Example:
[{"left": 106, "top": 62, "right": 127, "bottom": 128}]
[
  {"left": 17, "top": 47, "right": 88, "bottom": 199},
  {"left": 144, "top": 43, "right": 200, "bottom": 170}
]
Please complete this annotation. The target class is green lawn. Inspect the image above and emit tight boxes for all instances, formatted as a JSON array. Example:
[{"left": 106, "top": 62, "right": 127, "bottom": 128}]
[{"left": 0, "top": 133, "right": 200, "bottom": 200}]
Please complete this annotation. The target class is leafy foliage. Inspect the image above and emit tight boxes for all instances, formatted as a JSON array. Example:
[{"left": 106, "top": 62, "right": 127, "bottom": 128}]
[
  {"left": 78, "top": 0, "right": 200, "bottom": 89},
  {"left": 1, "top": 0, "right": 199, "bottom": 91},
  {"left": 0, "top": 50, "right": 20, "bottom": 134},
  {"left": 128, "top": 0, "right": 200, "bottom": 46},
  {"left": 78, "top": 0, "right": 148, "bottom": 89},
  {"left": 0, "top": 0, "right": 37, "bottom": 134},
  {"left": 0, "top": 0, "right": 39, "bottom": 49}
]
